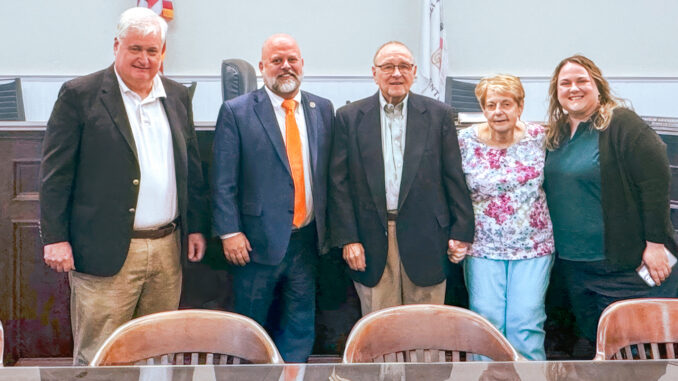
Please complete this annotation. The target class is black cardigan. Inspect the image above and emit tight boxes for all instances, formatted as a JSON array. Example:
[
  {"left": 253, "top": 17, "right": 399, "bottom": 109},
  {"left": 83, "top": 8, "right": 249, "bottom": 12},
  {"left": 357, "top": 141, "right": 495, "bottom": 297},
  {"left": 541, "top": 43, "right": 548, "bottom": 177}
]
[{"left": 597, "top": 108, "right": 677, "bottom": 269}]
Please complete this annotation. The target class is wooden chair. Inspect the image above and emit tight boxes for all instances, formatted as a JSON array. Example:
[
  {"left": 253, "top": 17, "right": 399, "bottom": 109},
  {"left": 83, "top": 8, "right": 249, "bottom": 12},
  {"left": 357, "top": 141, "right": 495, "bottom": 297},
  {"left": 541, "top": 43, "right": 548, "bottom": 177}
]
[
  {"left": 342, "top": 304, "right": 522, "bottom": 363},
  {"left": 594, "top": 298, "right": 678, "bottom": 360},
  {"left": 90, "top": 309, "right": 283, "bottom": 366}
]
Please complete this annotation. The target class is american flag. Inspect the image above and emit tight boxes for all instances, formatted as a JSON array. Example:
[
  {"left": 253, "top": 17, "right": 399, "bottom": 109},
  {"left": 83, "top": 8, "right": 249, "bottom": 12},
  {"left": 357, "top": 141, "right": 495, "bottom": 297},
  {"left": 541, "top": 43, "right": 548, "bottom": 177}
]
[{"left": 137, "top": 0, "right": 174, "bottom": 20}]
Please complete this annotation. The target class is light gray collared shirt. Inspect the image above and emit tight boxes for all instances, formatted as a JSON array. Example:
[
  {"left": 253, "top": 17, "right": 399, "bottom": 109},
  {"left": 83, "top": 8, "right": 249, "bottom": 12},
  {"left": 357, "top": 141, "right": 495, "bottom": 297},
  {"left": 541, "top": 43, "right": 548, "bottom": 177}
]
[{"left": 379, "top": 93, "right": 408, "bottom": 211}]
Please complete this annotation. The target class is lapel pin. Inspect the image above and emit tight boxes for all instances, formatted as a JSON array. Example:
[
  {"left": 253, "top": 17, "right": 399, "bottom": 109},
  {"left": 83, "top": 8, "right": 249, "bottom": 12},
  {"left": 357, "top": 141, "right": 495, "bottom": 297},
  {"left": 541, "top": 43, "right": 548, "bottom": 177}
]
[{"left": 309, "top": 101, "right": 316, "bottom": 109}]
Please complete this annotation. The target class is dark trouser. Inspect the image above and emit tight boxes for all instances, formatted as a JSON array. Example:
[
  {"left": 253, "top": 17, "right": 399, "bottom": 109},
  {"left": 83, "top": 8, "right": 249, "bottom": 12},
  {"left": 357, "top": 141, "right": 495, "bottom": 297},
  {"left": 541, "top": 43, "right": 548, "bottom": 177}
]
[
  {"left": 231, "top": 223, "right": 318, "bottom": 363},
  {"left": 559, "top": 257, "right": 678, "bottom": 342}
]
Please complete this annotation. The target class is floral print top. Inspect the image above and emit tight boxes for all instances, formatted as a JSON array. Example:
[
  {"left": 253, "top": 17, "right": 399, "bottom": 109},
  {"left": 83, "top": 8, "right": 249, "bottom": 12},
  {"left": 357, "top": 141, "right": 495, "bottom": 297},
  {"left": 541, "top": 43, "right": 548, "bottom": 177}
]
[{"left": 458, "top": 122, "right": 554, "bottom": 260}]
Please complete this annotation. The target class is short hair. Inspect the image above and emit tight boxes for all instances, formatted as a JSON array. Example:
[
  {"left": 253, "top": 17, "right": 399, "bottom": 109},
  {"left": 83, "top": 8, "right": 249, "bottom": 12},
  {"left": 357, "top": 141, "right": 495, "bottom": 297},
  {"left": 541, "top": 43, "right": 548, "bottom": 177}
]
[
  {"left": 116, "top": 7, "right": 167, "bottom": 43},
  {"left": 545, "top": 54, "right": 625, "bottom": 149},
  {"left": 474, "top": 74, "right": 525, "bottom": 109},
  {"left": 372, "top": 41, "right": 414, "bottom": 65}
]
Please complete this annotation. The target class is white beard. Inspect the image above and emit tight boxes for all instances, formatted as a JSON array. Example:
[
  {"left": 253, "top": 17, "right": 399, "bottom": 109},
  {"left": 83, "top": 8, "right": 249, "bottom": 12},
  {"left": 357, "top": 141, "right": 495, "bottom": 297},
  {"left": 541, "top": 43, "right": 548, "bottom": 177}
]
[
  {"left": 275, "top": 77, "right": 300, "bottom": 93},
  {"left": 263, "top": 72, "right": 303, "bottom": 95}
]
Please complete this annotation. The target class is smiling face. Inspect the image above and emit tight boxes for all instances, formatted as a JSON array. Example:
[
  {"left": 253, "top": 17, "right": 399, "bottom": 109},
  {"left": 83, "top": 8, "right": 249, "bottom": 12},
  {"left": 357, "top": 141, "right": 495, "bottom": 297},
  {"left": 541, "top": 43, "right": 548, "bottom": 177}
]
[
  {"left": 482, "top": 89, "right": 523, "bottom": 134},
  {"left": 556, "top": 62, "right": 600, "bottom": 121},
  {"left": 113, "top": 28, "right": 163, "bottom": 98},
  {"left": 372, "top": 43, "right": 417, "bottom": 105},
  {"left": 259, "top": 34, "right": 304, "bottom": 99}
]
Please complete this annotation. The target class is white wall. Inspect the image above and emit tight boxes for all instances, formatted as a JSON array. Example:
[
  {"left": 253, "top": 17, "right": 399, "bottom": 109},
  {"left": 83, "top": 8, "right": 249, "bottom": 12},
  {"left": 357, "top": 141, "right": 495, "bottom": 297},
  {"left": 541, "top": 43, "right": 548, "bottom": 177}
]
[
  {"left": 0, "top": 0, "right": 422, "bottom": 76},
  {"left": 3, "top": 0, "right": 677, "bottom": 77},
  {"left": 2, "top": 0, "right": 677, "bottom": 122},
  {"left": 447, "top": 0, "right": 678, "bottom": 77}
]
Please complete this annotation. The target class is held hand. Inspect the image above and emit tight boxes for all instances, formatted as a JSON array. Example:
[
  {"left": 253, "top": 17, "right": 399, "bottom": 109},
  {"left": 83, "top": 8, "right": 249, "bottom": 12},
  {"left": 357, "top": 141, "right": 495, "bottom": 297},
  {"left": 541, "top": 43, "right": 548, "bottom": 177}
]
[
  {"left": 448, "top": 240, "right": 470, "bottom": 264},
  {"left": 343, "top": 243, "right": 366, "bottom": 271},
  {"left": 187, "top": 233, "right": 207, "bottom": 262},
  {"left": 642, "top": 241, "right": 671, "bottom": 286},
  {"left": 221, "top": 233, "right": 252, "bottom": 266},
  {"left": 44, "top": 241, "right": 76, "bottom": 272}
]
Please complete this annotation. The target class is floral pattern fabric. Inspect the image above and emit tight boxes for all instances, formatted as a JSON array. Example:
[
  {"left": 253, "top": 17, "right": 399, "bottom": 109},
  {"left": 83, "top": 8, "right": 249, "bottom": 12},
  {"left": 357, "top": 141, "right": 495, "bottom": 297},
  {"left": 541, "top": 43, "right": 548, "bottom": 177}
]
[{"left": 458, "top": 122, "right": 555, "bottom": 260}]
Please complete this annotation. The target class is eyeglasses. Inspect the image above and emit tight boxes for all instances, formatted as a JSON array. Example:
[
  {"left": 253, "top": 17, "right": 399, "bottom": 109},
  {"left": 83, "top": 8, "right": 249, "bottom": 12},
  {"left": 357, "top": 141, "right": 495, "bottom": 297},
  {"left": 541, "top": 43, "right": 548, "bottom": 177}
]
[{"left": 375, "top": 63, "right": 414, "bottom": 74}]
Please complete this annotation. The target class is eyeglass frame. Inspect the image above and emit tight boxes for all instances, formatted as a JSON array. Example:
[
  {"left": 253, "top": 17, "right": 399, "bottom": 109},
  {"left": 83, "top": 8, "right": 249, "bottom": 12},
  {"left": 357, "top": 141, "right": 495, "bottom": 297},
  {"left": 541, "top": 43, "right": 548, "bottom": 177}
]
[{"left": 374, "top": 63, "right": 415, "bottom": 74}]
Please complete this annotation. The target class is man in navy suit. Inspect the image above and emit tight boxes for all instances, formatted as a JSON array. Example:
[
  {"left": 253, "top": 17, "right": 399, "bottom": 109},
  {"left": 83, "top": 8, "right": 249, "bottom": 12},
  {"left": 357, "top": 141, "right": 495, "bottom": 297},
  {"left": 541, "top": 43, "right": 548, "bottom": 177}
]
[
  {"left": 329, "top": 41, "right": 474, "bottom": 315},
  {"left": 212, "top": 34, "right": 334, "bottom": 362}
]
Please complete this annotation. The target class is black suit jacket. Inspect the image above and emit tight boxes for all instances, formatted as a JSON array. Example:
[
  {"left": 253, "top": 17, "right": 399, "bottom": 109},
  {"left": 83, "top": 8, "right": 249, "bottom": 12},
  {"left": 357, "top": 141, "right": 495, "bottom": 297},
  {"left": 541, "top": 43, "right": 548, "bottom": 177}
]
[
  {"left": 329, "top": 92, "right": 474, "bottom": 287},
  {"left": 39, "top": 65, "right": 209, "bottom": 276}
]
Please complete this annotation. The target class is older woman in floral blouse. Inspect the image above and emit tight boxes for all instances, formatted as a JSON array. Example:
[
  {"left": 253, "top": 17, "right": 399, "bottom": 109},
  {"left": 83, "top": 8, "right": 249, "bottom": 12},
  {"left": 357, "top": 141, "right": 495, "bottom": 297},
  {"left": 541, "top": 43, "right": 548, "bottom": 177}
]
[{"left": 454, "top": 74, "right": 555, "bottom": 360}]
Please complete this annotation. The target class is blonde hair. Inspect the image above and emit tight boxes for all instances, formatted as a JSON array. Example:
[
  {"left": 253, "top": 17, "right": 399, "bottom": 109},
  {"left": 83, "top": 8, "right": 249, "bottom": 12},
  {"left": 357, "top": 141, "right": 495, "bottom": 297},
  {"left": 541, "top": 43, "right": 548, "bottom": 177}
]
[
  {"left": 474, "top": 74, "right": 525, "bottom": 109},
  {"left": 545, "top": 55, "right": 625, "bottom": 150}
]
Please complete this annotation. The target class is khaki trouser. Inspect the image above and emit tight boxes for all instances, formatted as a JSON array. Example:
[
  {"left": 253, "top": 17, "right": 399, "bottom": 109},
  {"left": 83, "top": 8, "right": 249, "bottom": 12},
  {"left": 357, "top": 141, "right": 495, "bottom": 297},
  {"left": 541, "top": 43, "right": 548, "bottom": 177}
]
[
  {"left": 69, "top": 230, "right": 181, "bottom": 365},
  {"left": 354, "top": 221, "right": 446, "bottom": 315}
]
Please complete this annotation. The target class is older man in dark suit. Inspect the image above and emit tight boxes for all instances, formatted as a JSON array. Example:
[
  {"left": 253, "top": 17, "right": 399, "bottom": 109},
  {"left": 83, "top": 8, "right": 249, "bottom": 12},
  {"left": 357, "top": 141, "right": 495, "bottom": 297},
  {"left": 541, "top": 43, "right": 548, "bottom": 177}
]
[
  {"left": 329, "top": 41, "right": 474, "bottom": 315},
  {"left": 212, "top": 34, "right": 334, "bottom": 362},
  {"left": 39, "top": 7, "right": 208, "bottom": 365}
]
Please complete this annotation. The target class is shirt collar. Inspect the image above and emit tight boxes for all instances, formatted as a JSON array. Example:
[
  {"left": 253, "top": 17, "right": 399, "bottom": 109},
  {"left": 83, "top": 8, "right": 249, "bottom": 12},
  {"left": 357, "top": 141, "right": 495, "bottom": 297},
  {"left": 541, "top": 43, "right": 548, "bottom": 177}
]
[
  {"left": 114, "top": 67, "right": 167, "bottom": 101},
  {"left": 379, "top": 92, "right": 407, "bottom": 117},
  {"left": 264, "top": 86, "right": 302, "bottom": 110}
]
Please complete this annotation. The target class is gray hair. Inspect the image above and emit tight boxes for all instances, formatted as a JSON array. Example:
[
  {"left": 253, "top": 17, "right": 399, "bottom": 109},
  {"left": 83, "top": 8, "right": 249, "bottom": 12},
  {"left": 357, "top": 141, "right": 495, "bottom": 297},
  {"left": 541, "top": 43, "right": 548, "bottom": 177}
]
[
  {"left": 373, "top": 41, "right": 414, "bottom": 65},
  {"left": 116, "top": 7, "right": 167, "bottom": 43}
]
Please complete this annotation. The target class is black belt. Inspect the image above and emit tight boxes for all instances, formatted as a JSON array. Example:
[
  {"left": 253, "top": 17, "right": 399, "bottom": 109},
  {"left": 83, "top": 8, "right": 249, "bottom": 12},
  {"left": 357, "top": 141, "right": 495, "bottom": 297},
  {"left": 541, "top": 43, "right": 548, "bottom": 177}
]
[
  {"left": 291, "top": 221, "right": 316, "bottom": 240},
  {"left": 387, "top": 210, "right": 398, "bottom": 221},
  {"left": 132, "top": 219, "right": 178, "bottom": 239}
]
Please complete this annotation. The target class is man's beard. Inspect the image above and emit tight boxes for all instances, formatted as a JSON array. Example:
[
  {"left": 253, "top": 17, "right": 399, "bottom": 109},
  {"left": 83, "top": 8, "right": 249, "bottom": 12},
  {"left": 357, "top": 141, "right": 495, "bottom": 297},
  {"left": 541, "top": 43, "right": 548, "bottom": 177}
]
[{"left": 264, "top": 71, "right": 302, "bottom": 94}]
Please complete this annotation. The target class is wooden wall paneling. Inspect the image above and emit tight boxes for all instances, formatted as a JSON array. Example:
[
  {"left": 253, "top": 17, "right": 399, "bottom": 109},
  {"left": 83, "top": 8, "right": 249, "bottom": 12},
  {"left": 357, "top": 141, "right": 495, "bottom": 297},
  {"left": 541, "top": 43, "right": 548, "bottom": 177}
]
[
  {"left": 0, "top": 130, "right": 72, "bottom": 365},
  {"left": 13, "top": 221, "right": 71, "bottom": 360}
]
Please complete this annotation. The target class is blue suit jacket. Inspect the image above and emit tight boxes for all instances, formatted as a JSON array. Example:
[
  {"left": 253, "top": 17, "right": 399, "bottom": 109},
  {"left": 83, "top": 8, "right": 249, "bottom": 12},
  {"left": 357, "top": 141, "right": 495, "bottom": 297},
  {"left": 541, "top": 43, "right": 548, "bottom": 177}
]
[{"left": 212, "top": 87, "right": 334, "bottom": 265}]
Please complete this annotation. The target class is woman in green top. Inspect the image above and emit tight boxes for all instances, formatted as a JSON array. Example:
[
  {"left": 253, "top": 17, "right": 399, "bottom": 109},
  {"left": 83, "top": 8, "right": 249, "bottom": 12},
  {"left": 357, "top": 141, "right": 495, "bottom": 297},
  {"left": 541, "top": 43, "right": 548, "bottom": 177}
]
[{"left": 543, "top": 55, "right": 678, "bottom": 356}]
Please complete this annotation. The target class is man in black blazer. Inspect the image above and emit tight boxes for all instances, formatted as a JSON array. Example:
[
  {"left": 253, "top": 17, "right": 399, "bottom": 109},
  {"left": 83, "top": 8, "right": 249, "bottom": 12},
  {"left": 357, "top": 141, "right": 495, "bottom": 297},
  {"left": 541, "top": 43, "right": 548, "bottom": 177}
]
[
  {"left": 212, "top": 34, "right": 333, "bottom": 362},
  {"left": 39, "top": 8, "right": 208, "bottom": 365},
  {"left": 329, "top": 41, "right": 474, "bottom": 315}
]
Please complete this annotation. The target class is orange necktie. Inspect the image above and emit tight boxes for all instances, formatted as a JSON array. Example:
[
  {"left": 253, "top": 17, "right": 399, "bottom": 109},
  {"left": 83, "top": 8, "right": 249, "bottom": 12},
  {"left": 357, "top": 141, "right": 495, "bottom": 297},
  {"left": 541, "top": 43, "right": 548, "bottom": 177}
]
[{"left": 281, "top": 99, "right": 306, "bottom": 227}]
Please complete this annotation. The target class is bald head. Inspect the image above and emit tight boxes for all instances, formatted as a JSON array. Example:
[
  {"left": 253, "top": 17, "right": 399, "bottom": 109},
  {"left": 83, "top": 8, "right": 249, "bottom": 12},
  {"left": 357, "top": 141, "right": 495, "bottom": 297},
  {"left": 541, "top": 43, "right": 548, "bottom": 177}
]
[
  {"left": 373, "top": 41, "right": 413, "bottom": 65},
  {"left": 259, "top": 34, "right": 304, "bottom": 99},
  {"left": 261, "top": 34, "right": 299, "bottom": 58}
]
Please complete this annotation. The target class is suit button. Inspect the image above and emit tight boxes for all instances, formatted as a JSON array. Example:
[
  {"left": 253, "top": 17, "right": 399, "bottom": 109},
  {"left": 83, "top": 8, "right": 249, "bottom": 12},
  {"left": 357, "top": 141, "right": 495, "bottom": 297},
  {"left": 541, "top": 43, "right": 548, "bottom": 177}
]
[
  {"left": 132, "top": 179, "right": 140, "bottom": 186},
  {"left": 129, "top": 208, "right": 136, "bottom": 213}
]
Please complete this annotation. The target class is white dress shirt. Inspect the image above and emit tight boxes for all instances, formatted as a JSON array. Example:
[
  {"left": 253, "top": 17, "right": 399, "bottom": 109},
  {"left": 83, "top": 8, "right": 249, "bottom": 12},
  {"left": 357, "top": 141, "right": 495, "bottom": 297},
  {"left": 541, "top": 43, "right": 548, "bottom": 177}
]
[
  {"left": 379, "top": 92, "right": 408, "bottom": 211},
  {"left": 115, "top": 70, "right": 178, "bottom": 229}
]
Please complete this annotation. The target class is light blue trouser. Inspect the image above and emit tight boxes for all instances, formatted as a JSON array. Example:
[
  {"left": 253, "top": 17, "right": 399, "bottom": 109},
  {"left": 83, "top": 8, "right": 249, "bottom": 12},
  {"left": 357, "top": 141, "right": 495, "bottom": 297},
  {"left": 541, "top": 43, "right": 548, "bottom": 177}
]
[{"left": 463, "top": 255, "right": 554, "bottom": 360}]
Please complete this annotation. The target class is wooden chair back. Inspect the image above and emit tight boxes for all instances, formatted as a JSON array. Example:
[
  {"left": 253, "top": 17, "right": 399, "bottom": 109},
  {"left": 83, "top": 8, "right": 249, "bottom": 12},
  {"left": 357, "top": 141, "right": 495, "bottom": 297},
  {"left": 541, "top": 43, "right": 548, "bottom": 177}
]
[
  {"left": 595, "top": 298, "right": 678, "bottom": 360},
  {"left": 90, "top": 309, "right": 283, "bottom": 366},
  {"left": 343, "top": 304, "right": 522, "bottom": 363}
]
